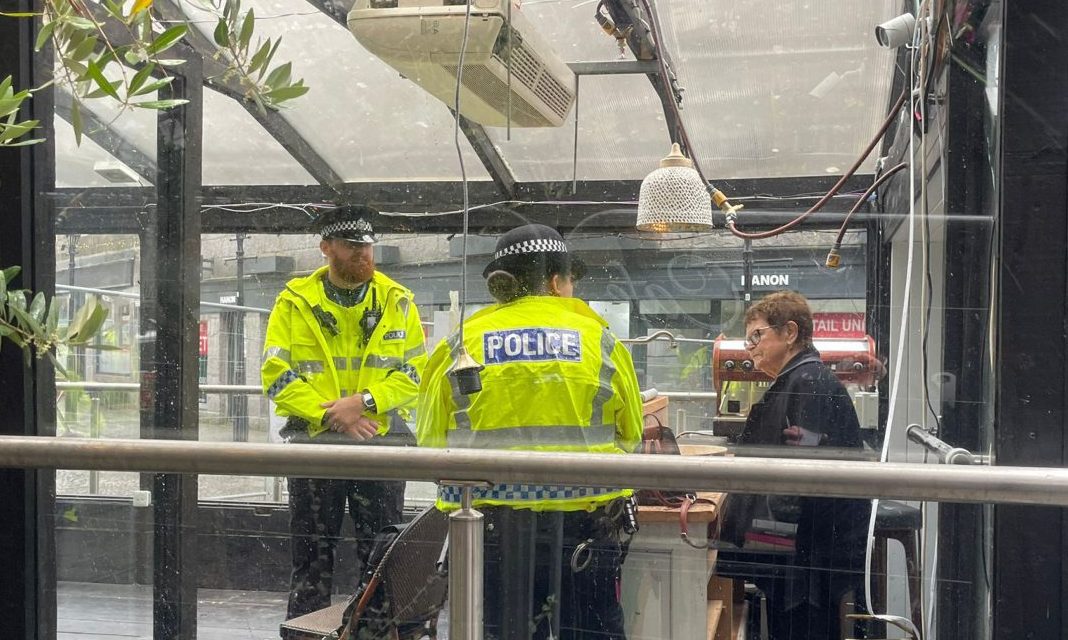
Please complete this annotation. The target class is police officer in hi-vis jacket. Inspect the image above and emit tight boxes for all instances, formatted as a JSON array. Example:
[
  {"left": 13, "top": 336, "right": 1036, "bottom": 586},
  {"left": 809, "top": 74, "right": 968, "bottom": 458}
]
[
  {"left": 261, "top": 204, "right": 427, "bottom": 620},
  {"left": 417, "top": 223, "right": 643, "bottom": 640}
]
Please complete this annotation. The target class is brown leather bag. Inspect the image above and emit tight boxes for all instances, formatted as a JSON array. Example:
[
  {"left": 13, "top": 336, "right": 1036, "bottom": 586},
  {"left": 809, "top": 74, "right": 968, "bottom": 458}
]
[{"left": 636, "top": 416, "right": 717, "bottom": 548}]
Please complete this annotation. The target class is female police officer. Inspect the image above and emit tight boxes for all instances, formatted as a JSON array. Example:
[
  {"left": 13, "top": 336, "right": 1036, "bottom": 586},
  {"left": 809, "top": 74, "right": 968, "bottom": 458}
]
[{"left": 417, "top": 223, "right": 643, "bottom": 640}]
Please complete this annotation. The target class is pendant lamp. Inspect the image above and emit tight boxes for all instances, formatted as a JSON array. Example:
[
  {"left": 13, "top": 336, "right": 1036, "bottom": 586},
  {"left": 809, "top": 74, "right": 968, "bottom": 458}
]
[{"left": 636, "top": 143, "right": 714, "bottom": 232}]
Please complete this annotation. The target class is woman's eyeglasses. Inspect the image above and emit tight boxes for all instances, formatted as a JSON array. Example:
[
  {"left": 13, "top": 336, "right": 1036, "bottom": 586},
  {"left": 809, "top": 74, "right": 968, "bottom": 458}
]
[{"left": 744, "top": 325, "right": 780, "bottom": 348}]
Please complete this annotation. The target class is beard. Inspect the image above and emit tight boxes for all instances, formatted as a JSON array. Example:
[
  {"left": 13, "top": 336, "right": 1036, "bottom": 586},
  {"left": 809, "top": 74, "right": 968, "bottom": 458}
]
[{"left": 332, "top": 256, "right": 375, "bottom": 287}]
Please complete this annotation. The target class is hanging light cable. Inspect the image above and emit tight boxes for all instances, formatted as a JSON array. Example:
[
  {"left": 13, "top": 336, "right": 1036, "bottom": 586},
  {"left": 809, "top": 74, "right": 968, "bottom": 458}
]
[
  {"left": 633, "top": 0, "right": 741, "bottom": 232},
  {"left": 447, "top": 0, "right": 484, "bottom": 395}
]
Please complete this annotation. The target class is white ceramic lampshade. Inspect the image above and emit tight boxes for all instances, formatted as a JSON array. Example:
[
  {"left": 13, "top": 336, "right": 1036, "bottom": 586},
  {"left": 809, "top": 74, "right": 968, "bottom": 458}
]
[{"left": 636, "top": 144, "right": 714, "bottom": 232}]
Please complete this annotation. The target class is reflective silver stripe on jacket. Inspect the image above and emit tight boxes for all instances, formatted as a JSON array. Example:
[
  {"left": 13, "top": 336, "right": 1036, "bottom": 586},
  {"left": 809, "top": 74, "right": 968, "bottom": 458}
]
[
  {"left": 445, "top": 424, "right": 615, "bottom": 449},
  {"left": 405, "top": 346, "right": 426, "bottom": 360},
  {"left": 365, "top": 355, "right": 403, "bottom": 369},
  {"left": 264, "top": 347, "right": 290, "bottom": 362},
  {"left": 295, "top": 360, "right": 324, "bottom": 374},
  {"left": 333, "top": 357, "right": 348, "bottom": 370},
  {"left": 588, "top": 329, "right": 617, "bottom": 427}
]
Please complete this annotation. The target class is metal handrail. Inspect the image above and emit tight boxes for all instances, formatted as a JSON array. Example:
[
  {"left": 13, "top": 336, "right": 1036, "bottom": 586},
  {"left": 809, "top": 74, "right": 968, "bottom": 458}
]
[
  {"left": 56, "top": 283, "right": 272, "bottom": 314},
  {"left": 56, "top": 381, "right": 262, "bottom": 394},
  {"left": 1, "top": 436, "right": 1067, "bottom": 506}
]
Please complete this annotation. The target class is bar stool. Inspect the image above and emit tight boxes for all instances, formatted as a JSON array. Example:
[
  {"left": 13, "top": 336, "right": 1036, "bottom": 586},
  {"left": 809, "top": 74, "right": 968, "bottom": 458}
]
[{"left": 872, "top": 501, "right": 923, "bottom": 634}]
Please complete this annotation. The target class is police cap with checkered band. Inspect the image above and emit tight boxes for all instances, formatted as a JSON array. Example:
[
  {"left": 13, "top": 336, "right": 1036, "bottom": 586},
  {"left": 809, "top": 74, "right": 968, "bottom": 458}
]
[
  {"left": 482, "top": 223, "right": 585, "bottom": 279},
  {"left": 314, "top": 204, "right": 378, "bottom": 244}
]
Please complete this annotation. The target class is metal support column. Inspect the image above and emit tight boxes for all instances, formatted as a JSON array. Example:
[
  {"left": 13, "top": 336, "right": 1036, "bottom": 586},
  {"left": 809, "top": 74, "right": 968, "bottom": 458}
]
[
  {"left": 225, "top": 233, "right": 248, "bottom": 442},
  {"left": 0, "top": 1, "right": 58, "bottom": 637},
  {"left": 993, "top": 1, "right": 1068, "bottom": 638},
  {"left": 448, "top": 484, "right": 484, "bottom": 640},
  {"left": 138, "top": 45, "right": 203, "bottom": 640}
]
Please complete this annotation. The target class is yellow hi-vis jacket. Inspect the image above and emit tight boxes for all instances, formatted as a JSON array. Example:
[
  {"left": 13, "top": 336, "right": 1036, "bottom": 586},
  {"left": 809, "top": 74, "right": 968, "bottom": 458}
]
[
  {"left": 417, "top": 296, "right": 643, "bottom": 511},
  {"left": 262, "top": 266, "right": 427, "bottom": 438}
]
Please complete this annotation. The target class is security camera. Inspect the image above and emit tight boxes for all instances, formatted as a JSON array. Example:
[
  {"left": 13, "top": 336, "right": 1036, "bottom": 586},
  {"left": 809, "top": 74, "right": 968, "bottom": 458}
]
[{"left": 875, "top": 13, "right": 915, "bottom": 48}]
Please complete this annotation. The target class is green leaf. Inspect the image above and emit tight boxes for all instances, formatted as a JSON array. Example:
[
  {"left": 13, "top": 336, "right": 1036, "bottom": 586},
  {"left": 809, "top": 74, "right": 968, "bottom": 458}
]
[
  {"left": 69, "top": 34, "right": 98, "bottom": 62},
  {"left": 102, "top": 0, "right": 125, "bottom": 21},
  {"left": 264, "top": 61, "right": 291, "bottom": 90},
  {"left": 213, "top": 18, "right": 230, "bottom": 47},
  {"left": 238, "top": 8, "right": 255, "bottom": 51},
  {"left": 46, "top": 297, "right": 60, "bottom": 335},
  {"left": 146, "top": 24, "right": 188, "bottom": 55},
  {"left": 0, "top": 11, "right": 41, "bottom": 17},
  {"left": 132, "top": 98, "right": 188, "bottom": 109},
  {"left": 0, "top": 75, "right": 11, "bottom": 95},
  {"left": 9, "top": 301, "right": 41, "bottom": 336},
  {"left": 65, "top": 16, "right": 96, "bottom": 30},
  {"left": 71, "top": 97, "right": 83, "bottom": 146},
  {"left": 0, "top": 96, "right": 27, "bottom": 119},
  {"left": 48, "top": 351, "right": 71, "bottom": 379},
  {"left": 247, "top": 40, "right": 272, "bottom": 75},
  {"left": 131, "top": 75, "right": 173, "bottom": 97},
  {"left": 155, "top": 58, "right": 186, "bottom": 67},
  {"left": 29, "top": 292, "right": 46, "bottom": 324},
  {"left": 96, "top": 48, "right": 118, "bottom": 69},
  {"left": 86, "top": 60, "right": 120, "bottom": 100},
  {"left": 34, "top": 20, "right": 55, "bottom": 51},
  {"left": 67, "top": 297, "right": 109, "bottom": 344},
  {"left": 265, "top": 83, "right": 309, "bottom": 103},
  {"left": 127, "top": 63, "right": 155, "bottom": 96},
  {"left": 3, "top": 138, "right": 45, "bottom": 147},
  {"left": 0, "top": 120, "right": 39, "bottom": 143},
  {"left": 2, "top": 266, "right": 21, "bottom": 284},
  {"left": 66, "top": 297, "right": 100, "bottom": 344}
]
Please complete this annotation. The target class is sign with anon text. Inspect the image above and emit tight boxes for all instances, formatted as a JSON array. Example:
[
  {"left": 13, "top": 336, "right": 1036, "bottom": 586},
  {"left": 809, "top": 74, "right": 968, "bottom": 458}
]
[
  {"left": 484, "top": 328, "right": 582, "bottom": 365},
  {"left": 812, "top": 312, "right": 866, "bottom": 338},
  {"left": 740, "top": 273, "right": 792, "bottom": 288}
]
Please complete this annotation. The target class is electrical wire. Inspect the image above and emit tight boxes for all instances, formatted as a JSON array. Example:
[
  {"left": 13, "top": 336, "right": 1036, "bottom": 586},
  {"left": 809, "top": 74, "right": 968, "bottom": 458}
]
[
  {"left": 452, "top": 0, "right": 475, "bottom": 345},
  {"left": 863, "top": 17, "right": 921, "bottom": 625},
  {"left": 825, "top": 162, "right": 910, "bottom": 265},
  {"left": 726, "top": 90, "right": 909, "bottom": 241}
]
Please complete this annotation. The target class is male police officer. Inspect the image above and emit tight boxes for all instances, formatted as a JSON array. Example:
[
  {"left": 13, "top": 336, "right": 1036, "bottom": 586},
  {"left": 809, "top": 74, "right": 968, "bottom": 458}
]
[
  {"left": 261, "top": 204, "right": 427, "bottom": 619},
  {"left": 417, "top": 224, "right": 643, "bottom": 639}
]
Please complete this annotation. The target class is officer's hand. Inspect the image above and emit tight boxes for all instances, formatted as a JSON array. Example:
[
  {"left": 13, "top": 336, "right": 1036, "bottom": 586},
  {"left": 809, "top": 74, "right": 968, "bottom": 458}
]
[
  {"left": 338, "top": 416, "right": 379, "bottom": 441},
  {"left": 783, "top": 425, "right": 824, "bottom": 446},
  {"left": 321, "top": 395, "right": 366, "bottom": 432}
]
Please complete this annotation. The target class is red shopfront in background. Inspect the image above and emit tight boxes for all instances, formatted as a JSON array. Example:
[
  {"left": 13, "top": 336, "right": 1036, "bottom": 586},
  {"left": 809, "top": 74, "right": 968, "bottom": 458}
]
[{"left": 812, "top": 312, "right": 865, "bottom": 338}]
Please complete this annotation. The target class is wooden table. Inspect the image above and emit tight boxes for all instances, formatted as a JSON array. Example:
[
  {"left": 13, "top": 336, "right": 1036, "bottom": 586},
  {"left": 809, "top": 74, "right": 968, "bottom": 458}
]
[{"left": 622, "top": 491, "right": 742, "bottom": 640}]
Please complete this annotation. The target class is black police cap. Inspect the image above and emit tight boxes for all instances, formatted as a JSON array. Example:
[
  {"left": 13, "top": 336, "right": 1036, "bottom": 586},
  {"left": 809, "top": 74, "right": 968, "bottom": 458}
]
[
  {"left": 314, "top": 204, "right": 378, "bottom": 244},
  {"left": 482, "top": 223, "right": 585, "bottom": 279}
]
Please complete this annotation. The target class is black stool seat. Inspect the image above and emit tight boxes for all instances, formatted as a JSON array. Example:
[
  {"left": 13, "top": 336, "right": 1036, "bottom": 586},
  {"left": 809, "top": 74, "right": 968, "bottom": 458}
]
[{"left": 875, "top": 500, "right": 922, "bottom": 530}]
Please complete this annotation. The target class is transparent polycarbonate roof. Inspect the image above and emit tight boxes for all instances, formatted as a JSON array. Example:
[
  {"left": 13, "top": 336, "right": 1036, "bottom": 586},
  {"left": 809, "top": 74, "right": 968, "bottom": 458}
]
[{"left": 55, "top": 0, "right": 899, "bottom": 189}]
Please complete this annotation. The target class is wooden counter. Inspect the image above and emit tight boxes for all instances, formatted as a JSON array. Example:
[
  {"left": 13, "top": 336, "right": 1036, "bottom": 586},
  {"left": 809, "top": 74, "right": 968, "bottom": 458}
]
[{"left": 623, "top": 492, "right": 736, "bottom": 640}]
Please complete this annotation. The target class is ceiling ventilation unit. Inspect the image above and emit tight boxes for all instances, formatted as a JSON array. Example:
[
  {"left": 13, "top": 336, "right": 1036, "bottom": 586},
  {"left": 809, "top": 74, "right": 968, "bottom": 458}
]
[{"left": 348, "top": 0, "right": 576, "bottom": 127}]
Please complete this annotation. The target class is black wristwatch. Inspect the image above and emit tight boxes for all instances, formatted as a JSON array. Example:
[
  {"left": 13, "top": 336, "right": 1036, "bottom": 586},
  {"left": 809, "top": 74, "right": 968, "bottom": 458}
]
[{"left": 361, "top": 390, "right": 377, "bottom": 414}]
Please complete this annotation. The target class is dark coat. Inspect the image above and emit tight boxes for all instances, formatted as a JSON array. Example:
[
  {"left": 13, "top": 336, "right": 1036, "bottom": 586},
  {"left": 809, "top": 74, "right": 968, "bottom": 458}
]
[
  {"left": 732, "top": 348, "right": 870, "bottom": 612},
  {"left": 740, "top": 347, "right": 862, "bottom": 447}
]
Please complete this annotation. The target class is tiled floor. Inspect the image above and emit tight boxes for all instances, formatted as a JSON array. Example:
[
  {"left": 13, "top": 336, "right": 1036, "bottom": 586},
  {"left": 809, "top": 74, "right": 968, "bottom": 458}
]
[{"left": 57, "top": 582, "right": 289, "bottom": 640}]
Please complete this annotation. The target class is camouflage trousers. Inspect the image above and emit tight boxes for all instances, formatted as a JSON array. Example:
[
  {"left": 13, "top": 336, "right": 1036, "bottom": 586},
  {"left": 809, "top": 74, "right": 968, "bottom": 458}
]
[{"left": 286, "top": 477, "right": 406, "bottom": 620}]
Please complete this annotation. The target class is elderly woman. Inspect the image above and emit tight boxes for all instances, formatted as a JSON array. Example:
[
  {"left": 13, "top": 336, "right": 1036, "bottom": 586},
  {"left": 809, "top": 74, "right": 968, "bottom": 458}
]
[{"left": 731, "top": 290, "right": 869, "bottom": 639}]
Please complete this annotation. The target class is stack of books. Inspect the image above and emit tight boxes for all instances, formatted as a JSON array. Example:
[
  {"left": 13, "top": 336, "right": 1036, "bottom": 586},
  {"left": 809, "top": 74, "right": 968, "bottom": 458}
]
[{"left": 743, "top": 519, "right": 797, "bottom": 552}]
